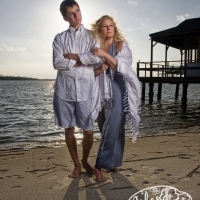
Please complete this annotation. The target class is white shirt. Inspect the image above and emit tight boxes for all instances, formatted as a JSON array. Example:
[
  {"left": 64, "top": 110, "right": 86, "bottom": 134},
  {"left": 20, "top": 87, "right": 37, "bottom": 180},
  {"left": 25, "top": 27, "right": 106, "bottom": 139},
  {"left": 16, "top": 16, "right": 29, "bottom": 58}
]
[{"left": 53, "top": 25, "right": 101, "bottom": 102}]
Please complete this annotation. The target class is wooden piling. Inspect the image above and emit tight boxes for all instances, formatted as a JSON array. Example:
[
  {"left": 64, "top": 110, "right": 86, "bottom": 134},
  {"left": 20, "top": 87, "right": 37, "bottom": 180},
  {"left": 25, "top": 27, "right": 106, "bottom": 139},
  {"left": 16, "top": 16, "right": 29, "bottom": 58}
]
[
  {"left": 149, "top": 82, "right": 154, "bottom": 104},
  {"left": 175, "top": 84, "right": 179, "bottom": 100},
  {"left": 181, "top": 83, "right": 188, "bottom": 104},
  {"left": 157, "top": 83, "right": 162, "bottom": 100},
  {"left": 142, "top": 82, "right": 145, "bottom": 101}
]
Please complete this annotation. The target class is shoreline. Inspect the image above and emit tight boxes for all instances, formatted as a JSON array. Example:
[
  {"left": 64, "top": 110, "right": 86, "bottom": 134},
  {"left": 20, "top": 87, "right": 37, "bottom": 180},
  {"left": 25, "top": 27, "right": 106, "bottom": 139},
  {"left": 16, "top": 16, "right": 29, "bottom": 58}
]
[
  {"left": 0, "top": 130, "right": 199, "bottom": 150},
  {"left": 0, "top": 132, "right": 199, "bottom": 199}
]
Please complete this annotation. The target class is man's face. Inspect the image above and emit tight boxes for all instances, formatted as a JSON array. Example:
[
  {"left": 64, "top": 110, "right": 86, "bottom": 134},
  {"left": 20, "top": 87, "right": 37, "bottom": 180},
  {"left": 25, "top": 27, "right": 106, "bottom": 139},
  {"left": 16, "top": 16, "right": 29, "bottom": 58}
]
[{"left": 64, "top": 5, "right": 82, "bottom": 29}]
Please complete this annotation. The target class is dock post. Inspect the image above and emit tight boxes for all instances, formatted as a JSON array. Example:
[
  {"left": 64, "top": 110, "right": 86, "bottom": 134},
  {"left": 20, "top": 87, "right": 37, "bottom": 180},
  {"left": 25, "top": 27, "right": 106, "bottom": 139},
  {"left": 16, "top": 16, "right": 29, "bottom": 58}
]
[
  {"left": 137, "top": 62, "right": 139, "bottom": 77},
  {"left": 157, "top": 83, "right": 162, "bottom": 100},
  {"left": 175, "top": 84, "right": 179, "bottom": 100},
  {"left": 149, "top": 82, "right": 154, "bottom": 104},
  {"left": 142, "top": 82, "right": 146, "bottom": 101},
  {"left": 181, "top": 83, "right": 188, "bottom": 105}
]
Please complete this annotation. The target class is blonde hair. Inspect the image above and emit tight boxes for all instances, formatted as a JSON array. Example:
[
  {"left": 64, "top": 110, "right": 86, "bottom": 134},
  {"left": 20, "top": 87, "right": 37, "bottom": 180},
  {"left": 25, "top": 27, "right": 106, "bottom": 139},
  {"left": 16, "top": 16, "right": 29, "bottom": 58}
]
[{"left": 91, "top": 15, "right": 127, "bottom": 48}]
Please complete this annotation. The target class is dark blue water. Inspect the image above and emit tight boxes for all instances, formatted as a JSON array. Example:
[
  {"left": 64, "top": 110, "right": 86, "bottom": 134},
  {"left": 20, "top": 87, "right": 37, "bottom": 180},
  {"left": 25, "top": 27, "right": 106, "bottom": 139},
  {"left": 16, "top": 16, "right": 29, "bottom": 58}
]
[{"left": 0, "top": 80, "right": 200, "bottom": 149}]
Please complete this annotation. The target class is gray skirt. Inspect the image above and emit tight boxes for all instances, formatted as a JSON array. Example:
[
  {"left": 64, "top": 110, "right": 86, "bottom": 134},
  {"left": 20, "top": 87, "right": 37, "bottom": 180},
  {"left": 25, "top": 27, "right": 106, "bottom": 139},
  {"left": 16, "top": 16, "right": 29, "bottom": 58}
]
[{"left": 95, "top": 72, "right": 126, "bottom": 170}]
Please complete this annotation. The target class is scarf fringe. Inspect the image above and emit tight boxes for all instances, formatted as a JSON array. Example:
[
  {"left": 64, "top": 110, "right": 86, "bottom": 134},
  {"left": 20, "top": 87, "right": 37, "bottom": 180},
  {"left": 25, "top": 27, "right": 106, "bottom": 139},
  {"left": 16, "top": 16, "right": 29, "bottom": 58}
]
[{"left": 123, "top": 84, "right": 139, "bottom": 143}]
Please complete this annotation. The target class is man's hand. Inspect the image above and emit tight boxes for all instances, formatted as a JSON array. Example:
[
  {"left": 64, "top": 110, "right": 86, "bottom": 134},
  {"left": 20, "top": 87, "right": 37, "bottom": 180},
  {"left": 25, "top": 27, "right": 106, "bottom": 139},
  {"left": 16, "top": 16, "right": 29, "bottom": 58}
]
[
  {"left": 73, "top": 61, "right": 82, "bottom": 68},
  {"left": 64, "top": 53, "right": 79, "bottom": 61},
  {"left": 100, "top": 64, "right": 109, "bottom": 72},
  {"left": 94, "top": 64, "right": 109, "bottom": 76},
  {"left": 63, "top": 53, "right": 82, "bottom": 67}
]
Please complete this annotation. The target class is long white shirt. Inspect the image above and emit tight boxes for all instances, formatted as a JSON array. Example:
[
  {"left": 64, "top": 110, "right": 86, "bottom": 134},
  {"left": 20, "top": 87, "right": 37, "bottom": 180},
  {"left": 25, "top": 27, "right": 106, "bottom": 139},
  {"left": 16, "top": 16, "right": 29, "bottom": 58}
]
[{"left": 53, "top": 25, "right": 101, "bottom": 102}]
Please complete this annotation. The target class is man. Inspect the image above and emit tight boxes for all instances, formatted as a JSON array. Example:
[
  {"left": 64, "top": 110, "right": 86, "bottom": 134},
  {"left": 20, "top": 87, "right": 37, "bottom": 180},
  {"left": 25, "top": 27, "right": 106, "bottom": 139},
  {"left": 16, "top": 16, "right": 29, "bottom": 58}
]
[{"left": 52, "top": 0, "right": 101, "bottom": 178}]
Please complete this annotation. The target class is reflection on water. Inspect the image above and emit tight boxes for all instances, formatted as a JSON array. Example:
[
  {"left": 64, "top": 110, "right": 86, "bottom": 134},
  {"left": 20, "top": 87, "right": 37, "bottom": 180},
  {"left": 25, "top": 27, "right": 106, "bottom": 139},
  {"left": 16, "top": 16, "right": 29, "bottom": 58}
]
[
  {"left": 139, "top": 83, "right": 200, "bottom": 136},
  {"left": 0, "top": 81, "right": 199, "bottom": 149}
]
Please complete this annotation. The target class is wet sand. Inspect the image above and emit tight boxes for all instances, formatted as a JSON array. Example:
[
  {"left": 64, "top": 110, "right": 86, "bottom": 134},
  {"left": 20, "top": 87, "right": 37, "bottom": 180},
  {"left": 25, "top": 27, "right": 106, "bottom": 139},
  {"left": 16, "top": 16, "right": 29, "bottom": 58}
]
[{"left": 0, "top": 132, "right": 199, "bottom": 200}]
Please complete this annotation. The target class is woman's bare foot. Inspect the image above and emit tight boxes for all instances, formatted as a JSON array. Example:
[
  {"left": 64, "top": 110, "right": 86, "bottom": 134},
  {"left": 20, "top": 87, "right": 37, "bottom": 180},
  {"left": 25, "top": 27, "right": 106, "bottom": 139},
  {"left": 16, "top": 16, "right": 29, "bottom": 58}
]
[
  {"left": 81, "top": 160, "right": 94, "bottom": 176},
  {"left": 93, "top": 168, "right": 106, "bottom": 182},
  {"left": 106, "top": 167, "right": 118, "bottom": 173},
  {"left": 68, "top": 164, "right": 81, "bottom": 178}
]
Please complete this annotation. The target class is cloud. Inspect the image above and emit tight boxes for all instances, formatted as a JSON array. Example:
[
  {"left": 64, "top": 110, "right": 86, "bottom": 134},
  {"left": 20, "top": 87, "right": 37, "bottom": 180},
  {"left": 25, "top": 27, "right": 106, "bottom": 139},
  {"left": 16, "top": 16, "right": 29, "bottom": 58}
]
[
  {"left": 108, "top": 7, "right": 118, "bottom": 20},
  {"left": 127, "top": 0, "right": 138, "bottom": 6},
  {"left": 0, "top": 44, "right": 26, "bottom": 52},
  {"left": 176, "top": 14, "right": 190, "bottom": 22},
  {"left": 176, "top": 15, "right": 185, "bottom": 22},
  {"left": 125, "top": 28, "right": 132, "bottom": 32},
  {"left": 140, "top": 22, "right": 144, "bottom": 27},
  {"left": 184, "top": 13, "right": 190, "bottom": 17}
]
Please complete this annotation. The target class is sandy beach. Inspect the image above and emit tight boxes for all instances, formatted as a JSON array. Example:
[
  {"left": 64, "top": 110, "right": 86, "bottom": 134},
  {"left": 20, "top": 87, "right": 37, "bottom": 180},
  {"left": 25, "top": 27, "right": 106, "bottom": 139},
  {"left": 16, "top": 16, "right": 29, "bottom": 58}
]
[{"left": 0, "top": 132, "right": 199, "bottom": 200}]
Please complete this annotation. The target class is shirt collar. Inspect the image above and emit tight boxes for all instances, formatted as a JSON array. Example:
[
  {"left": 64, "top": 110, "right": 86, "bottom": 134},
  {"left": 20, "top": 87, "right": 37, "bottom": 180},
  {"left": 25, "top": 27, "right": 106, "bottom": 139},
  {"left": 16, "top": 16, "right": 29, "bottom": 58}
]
[{"left": 68, "top": 24, "right": 84, "bottom": 34}]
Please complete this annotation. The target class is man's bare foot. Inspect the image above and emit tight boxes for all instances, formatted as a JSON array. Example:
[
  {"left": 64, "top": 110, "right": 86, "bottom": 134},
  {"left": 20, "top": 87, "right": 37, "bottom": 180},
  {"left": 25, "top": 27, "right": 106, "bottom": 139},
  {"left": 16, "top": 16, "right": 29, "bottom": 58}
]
[
  {"left": 68, "top": 164, "right": 81, "bottom": 178},
  {"left": 93, "top": 168, "right": 106, "bottom": 182},
  {"left": 81, "top": 160, "right": 93, "bottom": 176}
]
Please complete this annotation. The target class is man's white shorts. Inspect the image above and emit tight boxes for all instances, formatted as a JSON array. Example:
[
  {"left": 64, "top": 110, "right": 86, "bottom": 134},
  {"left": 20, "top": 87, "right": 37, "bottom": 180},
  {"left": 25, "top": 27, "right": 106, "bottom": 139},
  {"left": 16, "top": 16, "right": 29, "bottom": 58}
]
[{"left": 53, "top": 93, "right": 94, "bottom": 131}]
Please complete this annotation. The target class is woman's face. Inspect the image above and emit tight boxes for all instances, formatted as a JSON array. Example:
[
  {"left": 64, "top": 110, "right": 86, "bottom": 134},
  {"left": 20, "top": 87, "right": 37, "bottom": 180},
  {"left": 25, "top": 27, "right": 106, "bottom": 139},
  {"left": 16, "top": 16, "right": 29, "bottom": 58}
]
[{"left": 100, "top": 18, "right": 115, "bottom": 39}]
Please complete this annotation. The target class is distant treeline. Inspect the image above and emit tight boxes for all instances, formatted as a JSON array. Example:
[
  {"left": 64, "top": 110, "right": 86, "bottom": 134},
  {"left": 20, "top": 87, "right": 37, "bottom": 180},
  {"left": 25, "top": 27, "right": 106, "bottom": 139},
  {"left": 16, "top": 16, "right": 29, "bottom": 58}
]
[
  {"left": 0, "top": 76, "right": 55, "bottom": 81},
  {"left": 0, "top": 76, "right": 38, "bottom": 80}
]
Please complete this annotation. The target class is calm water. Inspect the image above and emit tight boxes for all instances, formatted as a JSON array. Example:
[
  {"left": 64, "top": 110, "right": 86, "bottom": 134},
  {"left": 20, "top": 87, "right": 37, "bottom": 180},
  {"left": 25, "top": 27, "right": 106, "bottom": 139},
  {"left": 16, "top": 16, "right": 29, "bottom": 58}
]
[{"left": 0, "top": 80, "right": 200, "bottom": 149}]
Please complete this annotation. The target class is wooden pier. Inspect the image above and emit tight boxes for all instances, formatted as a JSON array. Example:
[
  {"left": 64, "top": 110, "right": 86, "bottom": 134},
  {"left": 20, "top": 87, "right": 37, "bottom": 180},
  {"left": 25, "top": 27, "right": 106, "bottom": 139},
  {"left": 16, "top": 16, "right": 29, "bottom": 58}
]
[{"left": 137, "top": 17, "right": 200, "bottom": 105}]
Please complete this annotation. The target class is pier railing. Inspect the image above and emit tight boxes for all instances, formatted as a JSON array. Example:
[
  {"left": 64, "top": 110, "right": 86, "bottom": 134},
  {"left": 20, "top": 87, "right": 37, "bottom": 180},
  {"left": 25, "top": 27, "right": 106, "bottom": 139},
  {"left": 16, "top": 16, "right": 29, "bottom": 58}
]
[{"left": 137, "top": 60, "right": 200, "bottom": 78}]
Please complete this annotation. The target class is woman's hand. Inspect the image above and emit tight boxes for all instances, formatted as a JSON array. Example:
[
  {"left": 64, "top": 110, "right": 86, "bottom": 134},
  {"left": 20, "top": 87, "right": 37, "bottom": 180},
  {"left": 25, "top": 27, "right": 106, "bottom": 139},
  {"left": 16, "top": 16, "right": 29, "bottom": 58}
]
[
  {"left": 92, "top": 47, "right": 106, "bottom": 57},
  {"left": 93, "top": 47, "right": 117, "bottom": 71}
]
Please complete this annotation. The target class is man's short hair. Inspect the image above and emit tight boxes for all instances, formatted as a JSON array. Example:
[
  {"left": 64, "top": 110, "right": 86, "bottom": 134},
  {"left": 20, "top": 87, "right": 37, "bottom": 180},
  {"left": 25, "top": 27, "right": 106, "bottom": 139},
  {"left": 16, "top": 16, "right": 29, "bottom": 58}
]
[{"left": 60, "top": 0, "right": 79, "bottom": 17}]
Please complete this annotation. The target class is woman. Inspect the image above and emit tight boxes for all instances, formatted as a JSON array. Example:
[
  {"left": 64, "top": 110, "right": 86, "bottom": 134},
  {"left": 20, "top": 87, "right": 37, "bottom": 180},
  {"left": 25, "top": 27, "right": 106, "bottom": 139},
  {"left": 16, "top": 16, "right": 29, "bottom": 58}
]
[{"left": 90, "top": 15, "right": 141, "bottom": 182}]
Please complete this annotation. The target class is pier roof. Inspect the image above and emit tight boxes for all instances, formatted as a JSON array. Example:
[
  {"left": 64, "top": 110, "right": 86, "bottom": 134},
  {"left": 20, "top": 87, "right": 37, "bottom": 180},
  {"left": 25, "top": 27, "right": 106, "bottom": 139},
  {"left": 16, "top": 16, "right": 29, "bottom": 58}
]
[{"left": 149, "top": 17, "right": 200, "bottom": 49}]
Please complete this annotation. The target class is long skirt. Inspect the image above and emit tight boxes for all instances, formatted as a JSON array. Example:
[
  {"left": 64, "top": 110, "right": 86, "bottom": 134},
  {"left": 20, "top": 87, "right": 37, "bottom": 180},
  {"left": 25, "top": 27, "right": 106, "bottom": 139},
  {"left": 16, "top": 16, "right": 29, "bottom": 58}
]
[{"left": 95, "top": 72, "right": 126, "bottom": 170}]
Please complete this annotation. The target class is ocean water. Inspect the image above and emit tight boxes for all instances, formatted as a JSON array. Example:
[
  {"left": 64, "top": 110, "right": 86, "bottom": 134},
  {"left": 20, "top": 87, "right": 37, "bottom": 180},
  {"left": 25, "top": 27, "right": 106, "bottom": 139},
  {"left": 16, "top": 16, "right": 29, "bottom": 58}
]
[{"left": 0, "top": 80, "right": 200, "bottom": 149}]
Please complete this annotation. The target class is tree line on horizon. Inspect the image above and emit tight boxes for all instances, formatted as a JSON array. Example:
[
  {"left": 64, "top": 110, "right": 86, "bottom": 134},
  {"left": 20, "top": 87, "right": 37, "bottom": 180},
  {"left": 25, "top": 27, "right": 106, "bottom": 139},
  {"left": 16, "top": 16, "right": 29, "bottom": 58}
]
[{"left": 0, "top": 75, "right": 38, "bottom": 80}]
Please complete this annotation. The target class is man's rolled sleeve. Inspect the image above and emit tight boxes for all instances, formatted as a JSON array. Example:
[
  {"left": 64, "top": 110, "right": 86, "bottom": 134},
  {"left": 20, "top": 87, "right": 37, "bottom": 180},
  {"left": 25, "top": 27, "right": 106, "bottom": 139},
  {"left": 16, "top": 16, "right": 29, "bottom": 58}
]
[{"left": 78, "top": 52, "right": 101, "bottom": 66}]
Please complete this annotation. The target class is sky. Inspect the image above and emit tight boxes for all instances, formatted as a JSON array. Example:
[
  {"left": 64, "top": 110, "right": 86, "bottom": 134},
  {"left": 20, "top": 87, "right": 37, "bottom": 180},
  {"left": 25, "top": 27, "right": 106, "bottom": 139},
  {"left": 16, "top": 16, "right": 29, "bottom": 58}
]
[{"left": 0, "top": 0, "right": 199, "bottom": 79}]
